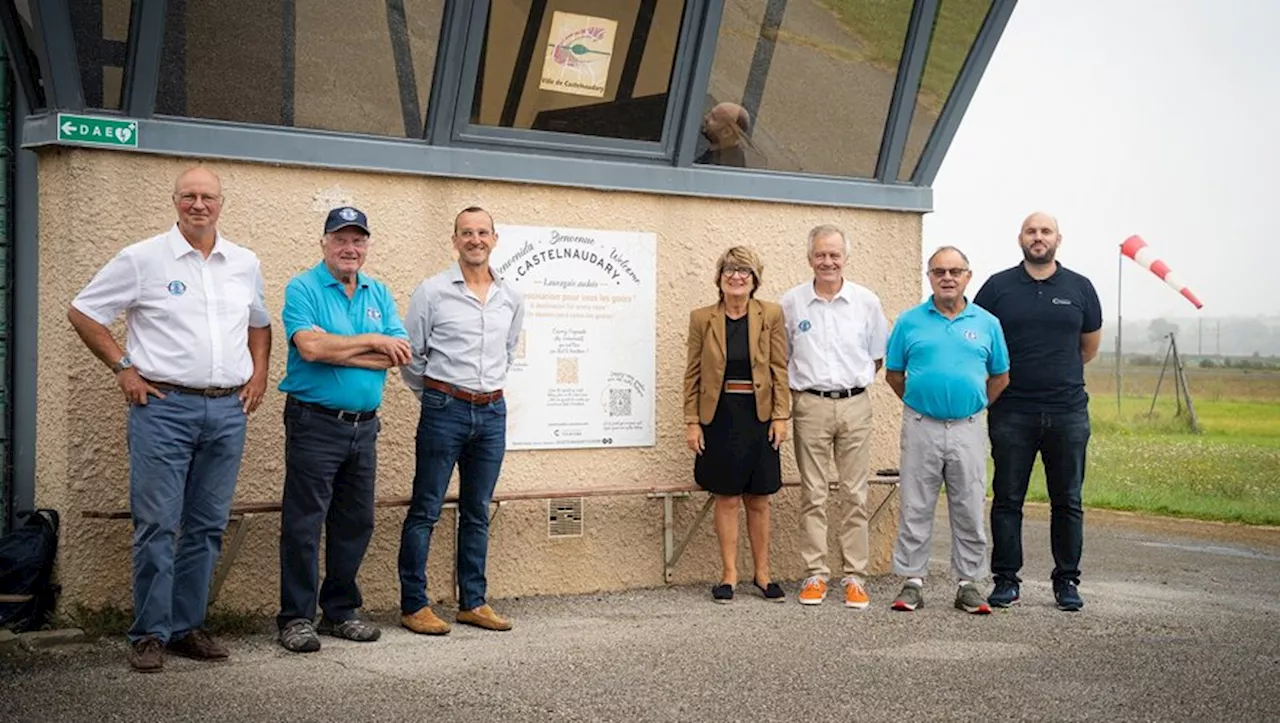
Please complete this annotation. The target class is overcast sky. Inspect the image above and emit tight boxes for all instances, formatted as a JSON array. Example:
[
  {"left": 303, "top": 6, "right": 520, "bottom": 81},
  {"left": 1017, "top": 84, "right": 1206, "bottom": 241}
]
[{"left": 924, "top": 0, "right": 1278, "bottom": 322}]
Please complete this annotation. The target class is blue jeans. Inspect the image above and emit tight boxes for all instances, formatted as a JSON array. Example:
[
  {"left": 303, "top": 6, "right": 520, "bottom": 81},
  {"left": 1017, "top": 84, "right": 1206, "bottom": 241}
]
[
  {"left": 988, "top": 408, "right": 1091, "bottom": 585},
  {"left": 127, "top": 392, "right": 246, "bottom": 643},
  {"left": 277, "top": 398, "right": 379, "bottom": 629},
  {"left": 398, "top": 389, "right": 507, "bottom": 613}
]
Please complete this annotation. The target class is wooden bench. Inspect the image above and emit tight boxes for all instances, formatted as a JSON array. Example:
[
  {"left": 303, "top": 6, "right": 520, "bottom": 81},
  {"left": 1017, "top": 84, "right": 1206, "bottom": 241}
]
[{"left": 83, "top": 472, "right": 899, "bottom": 602}]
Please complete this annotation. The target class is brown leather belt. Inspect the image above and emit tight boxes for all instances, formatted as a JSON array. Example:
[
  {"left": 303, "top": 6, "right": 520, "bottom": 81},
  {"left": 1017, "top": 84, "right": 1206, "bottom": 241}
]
[
  {"left": 424, "top": 377, "right": 504, "bottom": 405},
  {"left": 146, "top": 379, "right": 242, "bottom": 398},
  {"left": 724, "top": 380, "right": 754, "bottom": 394}
]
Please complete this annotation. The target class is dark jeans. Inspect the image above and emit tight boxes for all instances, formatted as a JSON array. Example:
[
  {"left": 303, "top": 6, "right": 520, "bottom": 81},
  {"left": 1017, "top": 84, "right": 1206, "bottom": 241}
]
[
  {"left": 989, "top": 408, "right": 1091, "bottom": 585},
  {"left": 398, "top": 389, "right": 507, "bottom": 613},
  {"left": 277, "top": 398, "right": 379, "bottom": 629}
]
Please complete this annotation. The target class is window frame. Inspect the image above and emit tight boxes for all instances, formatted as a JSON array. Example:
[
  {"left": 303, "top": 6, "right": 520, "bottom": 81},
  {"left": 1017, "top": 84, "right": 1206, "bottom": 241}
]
[{"left": 11, "top": 0, "right": 1019, "bottom": 210}]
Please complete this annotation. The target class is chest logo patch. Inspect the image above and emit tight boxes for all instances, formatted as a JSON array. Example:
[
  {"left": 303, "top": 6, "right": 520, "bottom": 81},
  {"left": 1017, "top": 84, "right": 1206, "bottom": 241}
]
[
  {"left": 366, "top": 307, "right": 382, "bottom": 321},
  {"left": 798, "top": 319, "right": 812, "bottom": 332},
  {"left": 1052, "top": 297, "right": 1073, "bottom": 305},
  {"left": 167, "top": 280, "right": 187, "bottom": 296},
  {"left": 964, "top": 329, "right": 978, "bottom": 342}
]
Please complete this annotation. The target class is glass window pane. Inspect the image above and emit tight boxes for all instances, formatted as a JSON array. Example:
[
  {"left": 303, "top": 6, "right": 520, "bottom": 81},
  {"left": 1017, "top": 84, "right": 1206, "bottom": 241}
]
[
  {"left": 898, "top": 0, "right": 990, "bottom": 181},
  {"left": 470, "top": 0, "right": 688, "bottom": 142},
  {"left": 699, "top": 0, "right": 912, "bottom": 176},
  {"left": 154, "top": 0, "right": 445, "bottom": 138},
  {"left": 69, "top": 0, "right": 131, "bottom": 109}
]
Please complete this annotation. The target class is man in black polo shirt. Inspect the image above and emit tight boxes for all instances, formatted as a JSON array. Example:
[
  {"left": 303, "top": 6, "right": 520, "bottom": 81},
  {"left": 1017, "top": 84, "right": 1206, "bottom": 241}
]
[{"left": 974, "top": 211, "right": 1102, "bottom": 612}]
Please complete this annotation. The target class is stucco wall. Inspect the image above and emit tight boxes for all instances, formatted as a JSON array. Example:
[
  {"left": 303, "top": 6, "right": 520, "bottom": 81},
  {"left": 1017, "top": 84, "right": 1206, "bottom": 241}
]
[{"left": 35, "top": 148, "right": 922, "bottom": 613}]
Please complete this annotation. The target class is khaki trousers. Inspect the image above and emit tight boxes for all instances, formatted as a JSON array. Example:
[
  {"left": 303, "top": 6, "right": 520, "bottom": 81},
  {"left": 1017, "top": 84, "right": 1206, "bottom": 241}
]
[{"left": 793, "top": 390, "right": 874, "bottom": 580}]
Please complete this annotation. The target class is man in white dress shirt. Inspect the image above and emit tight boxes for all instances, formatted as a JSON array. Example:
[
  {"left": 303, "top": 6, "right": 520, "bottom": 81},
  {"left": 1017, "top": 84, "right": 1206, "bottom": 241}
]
[
  {"left": 397, "top": 206, "right": 525, "bottom": 635},
  {"left": 68, "top": 167, "right": 271, "bottom": 673},
  {"left": 780, "top": 224, "right": 889, "bottom": 609}
]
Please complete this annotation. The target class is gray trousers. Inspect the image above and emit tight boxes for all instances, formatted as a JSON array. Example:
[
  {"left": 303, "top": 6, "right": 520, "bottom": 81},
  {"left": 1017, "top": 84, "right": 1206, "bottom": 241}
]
[{"left": 892, "top": 407, "right": 988, "bottom": 581}]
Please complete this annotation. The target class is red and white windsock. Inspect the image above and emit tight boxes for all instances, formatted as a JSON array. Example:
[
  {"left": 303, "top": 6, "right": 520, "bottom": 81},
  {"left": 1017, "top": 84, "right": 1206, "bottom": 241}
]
[{"left": 1119, "top": 235, "right": 1203, "bottom": 309}]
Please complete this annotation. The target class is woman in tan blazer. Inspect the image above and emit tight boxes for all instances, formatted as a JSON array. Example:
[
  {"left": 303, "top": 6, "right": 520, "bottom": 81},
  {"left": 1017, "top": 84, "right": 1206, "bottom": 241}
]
[{"left": 683, "top": 246, "right": 790, "bottom": 603}]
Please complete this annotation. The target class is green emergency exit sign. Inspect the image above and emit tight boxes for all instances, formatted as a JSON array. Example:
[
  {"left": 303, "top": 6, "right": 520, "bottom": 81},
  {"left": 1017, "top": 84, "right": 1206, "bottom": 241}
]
[{"left": 56, "top": 113, "right": 139, "bottom": 147}]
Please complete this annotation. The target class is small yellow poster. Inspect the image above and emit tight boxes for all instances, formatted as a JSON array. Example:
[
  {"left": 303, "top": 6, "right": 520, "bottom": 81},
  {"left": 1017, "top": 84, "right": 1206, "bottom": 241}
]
[{"left": 539, "top": 11, "right": 618, "bottom": 98}]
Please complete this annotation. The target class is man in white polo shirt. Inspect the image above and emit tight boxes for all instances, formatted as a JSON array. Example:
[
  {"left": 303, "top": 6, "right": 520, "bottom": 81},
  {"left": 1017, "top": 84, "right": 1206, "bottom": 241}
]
[
  {"left": 780, "top": 224, "right": 889, "bottom": 608},
  {"left": 68, "top": 167, "right": 272, "bottom": 673}
]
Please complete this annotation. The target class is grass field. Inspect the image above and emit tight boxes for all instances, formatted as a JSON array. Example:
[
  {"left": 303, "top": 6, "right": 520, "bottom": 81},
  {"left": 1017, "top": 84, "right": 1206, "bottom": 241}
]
[{"left": 1011, "top": 366, "right": 1280, "bottom": 526}]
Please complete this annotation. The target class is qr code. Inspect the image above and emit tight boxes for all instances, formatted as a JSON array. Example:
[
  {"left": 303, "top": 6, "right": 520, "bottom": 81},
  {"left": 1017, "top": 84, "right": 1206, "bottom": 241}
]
[
  {"left": 557, "top": 357, "right": 579, "bottom": 385},
  {"left": 608, "top": 388, "right": 632, "bottom": 417}
]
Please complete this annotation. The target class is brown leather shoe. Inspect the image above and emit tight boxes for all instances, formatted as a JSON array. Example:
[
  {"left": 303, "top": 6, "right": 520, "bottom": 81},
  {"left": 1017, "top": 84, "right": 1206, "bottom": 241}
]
[
  {"left": 166, "top": 629, "right": 229, "bottom": 661},
  {"left": 456, "top": 604, "right": 512, "bottom": 631},
  {"left": 129, "top": 635, "right": 164, "bottom": 673},
  {"left": 401, "top": 606, "right": 451, "bottom": 635}
]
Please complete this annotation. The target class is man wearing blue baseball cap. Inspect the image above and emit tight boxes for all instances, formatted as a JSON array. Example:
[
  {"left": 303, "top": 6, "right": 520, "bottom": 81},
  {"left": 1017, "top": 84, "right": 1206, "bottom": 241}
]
[{"left": 275, "top": 206, "right": 412, "bottom": 653}]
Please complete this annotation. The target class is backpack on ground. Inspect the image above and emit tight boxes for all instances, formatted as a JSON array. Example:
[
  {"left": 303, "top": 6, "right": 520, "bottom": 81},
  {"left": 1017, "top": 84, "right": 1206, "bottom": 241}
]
[{"left": 0, "top": 509, "right": 62, "bottom": 632}]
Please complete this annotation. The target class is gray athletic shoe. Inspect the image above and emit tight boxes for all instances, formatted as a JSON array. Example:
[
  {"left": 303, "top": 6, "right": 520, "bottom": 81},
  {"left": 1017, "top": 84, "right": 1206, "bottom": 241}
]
[
  {"left": 891, "top": 582, "right": 924, "bottom": 612},
  {"left": 954, "top": 583, "right": 993, "bottom": 614}
]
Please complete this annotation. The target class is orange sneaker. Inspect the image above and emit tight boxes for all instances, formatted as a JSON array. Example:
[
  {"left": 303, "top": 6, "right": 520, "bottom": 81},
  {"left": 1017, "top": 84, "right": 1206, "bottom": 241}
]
[
  {"left": 798, "top": 576, "right": 828, "bottom": 605},
  {"left": 842, "top": 577, "right": 870, "bottom": 609}
]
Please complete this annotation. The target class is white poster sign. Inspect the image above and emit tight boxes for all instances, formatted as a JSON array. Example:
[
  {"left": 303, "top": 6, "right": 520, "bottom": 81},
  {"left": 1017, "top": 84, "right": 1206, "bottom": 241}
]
[{"left": 491, "top": 224, "right": 657, "bottom": 449}]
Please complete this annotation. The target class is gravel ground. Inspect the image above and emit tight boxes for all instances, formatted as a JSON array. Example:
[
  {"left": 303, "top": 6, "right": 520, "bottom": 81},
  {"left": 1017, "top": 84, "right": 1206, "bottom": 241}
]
[{"left": 3, "top": 505, "right": 1278, "bottom": 723}]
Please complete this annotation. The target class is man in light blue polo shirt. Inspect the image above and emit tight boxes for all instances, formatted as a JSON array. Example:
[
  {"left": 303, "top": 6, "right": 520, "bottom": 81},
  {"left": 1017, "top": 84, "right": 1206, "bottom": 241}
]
[
  {"left": 884, "top": 246, "right": 1010, "bottom": 615},
  {"left": 276, "top": 207, "right": 411, "bottom": 653}
]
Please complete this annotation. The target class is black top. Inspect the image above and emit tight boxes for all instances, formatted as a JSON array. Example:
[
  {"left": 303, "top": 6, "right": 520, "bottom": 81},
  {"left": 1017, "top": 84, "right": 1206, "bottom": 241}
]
[
  {"left": 723, "top": 314, "right": 751, "bottom": 381},
  {"left": 974, "top": 263, "right": 1103, "bottom": 413}
]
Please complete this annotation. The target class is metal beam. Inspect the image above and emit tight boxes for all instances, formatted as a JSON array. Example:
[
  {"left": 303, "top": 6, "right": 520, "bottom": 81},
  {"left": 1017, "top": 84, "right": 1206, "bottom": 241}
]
[
  {"left": 11, "top": 88, "right": 36, "bottom": 516},
  {"left": 29, "top": 0, "right": 83, "bottom": 109},
  {"left": 875, "top": 0, "right": 938, "bottom": 182},
  {"left": 20, "top": 112, "right": 933, "bottom": 211},
  {"left": 423, "top": 0, "right": 470, "bottom": 142},
  {"left": 386, "top": 0, "right": 421, "bottom": 138},
  {"left": 122, "top": 0, "right": 167, "bottom": 117},
  {"left": 912, "top": 0, "right": 1016, "bottom": 187},
  {"left": 673, "top": 0, "right": 724, "bottom": 166},
  {"left": 740, "top": 0, "right": 786, "bottom": 127},
  {"left": 0, "top": 0, "right": 43, "bottom": 109}
]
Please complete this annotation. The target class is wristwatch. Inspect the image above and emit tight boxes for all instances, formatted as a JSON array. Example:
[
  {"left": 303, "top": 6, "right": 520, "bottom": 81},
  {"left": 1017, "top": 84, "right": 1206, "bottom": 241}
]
[{"left": 111, "top": 355, "right": 133, "bottom": 374}]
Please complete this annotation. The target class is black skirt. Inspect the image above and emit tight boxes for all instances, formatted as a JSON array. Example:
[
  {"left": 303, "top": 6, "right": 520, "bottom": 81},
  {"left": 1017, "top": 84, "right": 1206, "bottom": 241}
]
[{"left": 694, "top": 392, "right": 782, "bottom": 496}]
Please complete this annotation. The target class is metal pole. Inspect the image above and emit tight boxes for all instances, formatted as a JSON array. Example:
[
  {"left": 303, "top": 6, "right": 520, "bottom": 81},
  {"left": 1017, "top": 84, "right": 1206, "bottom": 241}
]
[{"left": 1116, "top": 248, "right": 1123, "bottom": 418}]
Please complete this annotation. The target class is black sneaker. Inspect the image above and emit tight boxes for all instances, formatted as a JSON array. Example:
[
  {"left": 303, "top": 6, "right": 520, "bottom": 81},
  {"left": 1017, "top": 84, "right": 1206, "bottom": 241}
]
[
  {"left": 988, "top": 579, "right": 1021, "bottom": 608},
  {"left": 279, "top": 618, "right": 321, "bottom": 653},
  {"left": 317, "top": 616, "right": 381, "bottom": 642},
  {"left": 1054, "top": 581, "right": 1084, "bottom": 611}
]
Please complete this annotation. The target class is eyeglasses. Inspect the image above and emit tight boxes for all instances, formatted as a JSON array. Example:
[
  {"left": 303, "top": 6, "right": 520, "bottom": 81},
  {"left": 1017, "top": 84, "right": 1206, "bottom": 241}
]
[
  {"left": 176, "top": 192, "right": 222, "bottom": 206},
  {"left": 722, "top": 266, "right": 754, "bottom": 279},
  {"left": 928, "top": 267, "right": 969, "bottom": 279}
]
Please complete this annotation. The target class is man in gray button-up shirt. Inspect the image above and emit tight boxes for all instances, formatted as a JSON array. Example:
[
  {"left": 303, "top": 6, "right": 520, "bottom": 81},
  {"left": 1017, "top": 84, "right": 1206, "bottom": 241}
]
[{"left": 397, "top": 206, "right": 525, "bottom": 636}]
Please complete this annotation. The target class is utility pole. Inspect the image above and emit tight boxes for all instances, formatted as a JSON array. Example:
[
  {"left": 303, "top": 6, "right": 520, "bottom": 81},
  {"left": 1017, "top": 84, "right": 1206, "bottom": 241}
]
[{"left": 1198, "top": 317, "right": 1203, "bottom": 356}]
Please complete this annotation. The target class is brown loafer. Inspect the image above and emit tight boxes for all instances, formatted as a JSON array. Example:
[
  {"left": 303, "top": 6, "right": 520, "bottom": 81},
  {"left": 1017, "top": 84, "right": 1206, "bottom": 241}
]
[
  {"left": 130, "top": 635, "right": 165, "bottom": 673},
  {"left": 456, "top": 604, "right": 512, "bottom": 631},
  {"left": 401, "top": 606, "right": 451, "bottom": 635},
  {"left": 166, "top": 629, "right": 229, "bottom": 661}
]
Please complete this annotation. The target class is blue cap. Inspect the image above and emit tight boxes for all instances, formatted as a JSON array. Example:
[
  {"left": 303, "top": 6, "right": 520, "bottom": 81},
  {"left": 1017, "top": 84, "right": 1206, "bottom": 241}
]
[{"left": 324, "top": 206, "right": 370, "bottom": 235}]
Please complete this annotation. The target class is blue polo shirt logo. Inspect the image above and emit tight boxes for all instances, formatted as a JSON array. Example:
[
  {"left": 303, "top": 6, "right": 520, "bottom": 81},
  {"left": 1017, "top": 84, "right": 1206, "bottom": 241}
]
[
  {"left": 167, "top": 280, "right": 187, "bottom": 296},
  {"left": 798, "top": 319, "right": 812, "bottom": 332},
  {"left": 366, "top": 307, "right": 382, "bottom": 321},
  {"left": 1052, "top": 297, "right": 1072, "bottom": 305},
  {"left": 964, "top": 329, "right": 978, "bottom": 342}
]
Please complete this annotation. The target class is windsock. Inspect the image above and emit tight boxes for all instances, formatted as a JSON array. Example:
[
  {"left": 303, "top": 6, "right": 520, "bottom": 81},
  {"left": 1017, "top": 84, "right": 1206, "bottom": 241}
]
[{"left": 1119, "top": 235, "right": 1203, "bottom": 309}]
